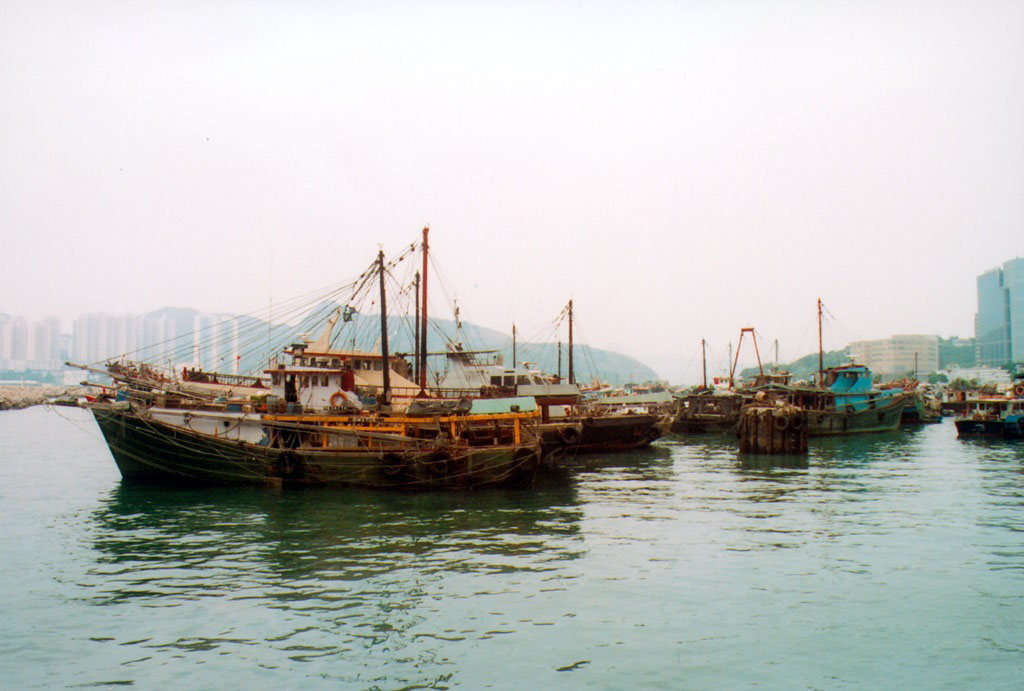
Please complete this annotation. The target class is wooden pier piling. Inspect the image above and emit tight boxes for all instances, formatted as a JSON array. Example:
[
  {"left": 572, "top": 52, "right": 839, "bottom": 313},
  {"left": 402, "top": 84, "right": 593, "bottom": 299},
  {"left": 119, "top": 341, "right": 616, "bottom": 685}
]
[{"left": 738, "top": 403, "right": 808, "bottom": 455}]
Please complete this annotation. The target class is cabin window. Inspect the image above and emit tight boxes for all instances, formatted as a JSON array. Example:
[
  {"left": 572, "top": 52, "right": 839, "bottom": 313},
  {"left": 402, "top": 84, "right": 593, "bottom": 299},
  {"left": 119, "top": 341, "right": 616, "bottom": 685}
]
[
  {"left": 374, "top": 361, "right": 382, "bottom": 371},
  {"left": 331, "top": 359, "right": 340, "bottom": 367},
  {"left": 354, "top": 360, "right": 362, "bottom": 370},
  {"left": 517, "top": 376, "right": 530, "bottom": 385},
  {"left": 321, "top": 375, "right": 328, "bottom": 387},
  {"left": 301, "top": 375, "right": 309, "bottom": 388},
  {"left": 504, "top": 376, "right": 515, "bottom": 387},
  {"left": 490, "top": 376, "right": 502, "bottom": 386},
  {"left": 272, "top": 373, "right": 281, "bottom": 386}
]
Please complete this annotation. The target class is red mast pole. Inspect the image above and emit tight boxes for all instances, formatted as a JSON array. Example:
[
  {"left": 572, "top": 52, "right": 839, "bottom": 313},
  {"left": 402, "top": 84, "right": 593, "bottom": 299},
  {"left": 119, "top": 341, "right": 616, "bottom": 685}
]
[{"left": 419, "top": 226, "right": 429, "bottom": 391}]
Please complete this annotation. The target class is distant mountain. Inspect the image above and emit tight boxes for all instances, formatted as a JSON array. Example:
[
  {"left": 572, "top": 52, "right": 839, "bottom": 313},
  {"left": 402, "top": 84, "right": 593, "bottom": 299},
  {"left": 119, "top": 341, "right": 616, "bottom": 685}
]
[
  {"left": 740, "top": 349, "right": 849, "bottom": 382},
  {"left": 145, "top": 303, "right": 659, "bottom": 386}
]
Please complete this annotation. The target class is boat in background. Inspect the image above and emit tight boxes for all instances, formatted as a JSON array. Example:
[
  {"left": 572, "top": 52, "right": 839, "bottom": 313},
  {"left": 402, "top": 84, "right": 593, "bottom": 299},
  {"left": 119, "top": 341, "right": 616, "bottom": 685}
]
[
  {"left": 785, "top": 363, "right": 908, "bottom": 435},
  {"left": 954, "top": 374, "right": 1024, "bottom": 440},
  {"left": 740, "top": 302, "right": 908, "bottom": 436},
  {"left": 671, "top": 389, "right": 746, "bottom": 434}
]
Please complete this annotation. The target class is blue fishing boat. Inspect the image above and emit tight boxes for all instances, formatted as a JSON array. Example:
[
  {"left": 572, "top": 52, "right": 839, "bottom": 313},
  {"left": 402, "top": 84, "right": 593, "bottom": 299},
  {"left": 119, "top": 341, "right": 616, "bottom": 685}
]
[
  {"left": 766, "top": 300, "right": 907, "bottom": 436},
  {"left": 784, "top": 364, "right": 909, "bottom": 436}
]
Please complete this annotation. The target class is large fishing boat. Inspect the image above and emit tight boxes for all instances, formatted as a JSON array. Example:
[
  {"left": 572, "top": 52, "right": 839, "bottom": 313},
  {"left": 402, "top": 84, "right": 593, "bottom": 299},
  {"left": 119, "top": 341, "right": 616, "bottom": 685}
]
[
  {"left": 89, "top": 397, "right": 542, "bottom": 489},
  {"left": 82, "top": 242, "right": 544, "bottom": 489}
]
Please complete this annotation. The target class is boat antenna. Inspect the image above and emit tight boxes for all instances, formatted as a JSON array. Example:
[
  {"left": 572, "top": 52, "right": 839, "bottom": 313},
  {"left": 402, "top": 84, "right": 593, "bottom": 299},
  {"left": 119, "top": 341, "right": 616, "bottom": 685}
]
[
  {"left": 378, "top": 248, "right": 391, "bottom": 406},
  {"left": 419, "top": 226, "right": 429, "bottom": 392},
  {"left": 512, "top": 323, "right": 517, "bottom": 368}
]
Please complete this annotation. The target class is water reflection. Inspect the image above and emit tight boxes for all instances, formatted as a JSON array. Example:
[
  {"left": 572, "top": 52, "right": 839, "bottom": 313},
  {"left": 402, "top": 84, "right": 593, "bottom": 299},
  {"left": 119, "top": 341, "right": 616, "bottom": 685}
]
[
  {"left": 80, "top": 483, "right": 589, "bottom": 685},
  {"left": 91, "top": 483, "right": 585, "bottom": 587},
  {"left": 810, "top": 430, "right": 912, "bottom": 467}
]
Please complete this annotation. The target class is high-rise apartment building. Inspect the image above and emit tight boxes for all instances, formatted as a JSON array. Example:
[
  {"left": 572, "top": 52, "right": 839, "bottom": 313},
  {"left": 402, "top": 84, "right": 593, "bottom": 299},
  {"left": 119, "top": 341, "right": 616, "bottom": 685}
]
[
  {"left": 70, "top": 311, "right": 239, "bottom": 371},
  {"left": 975, "top": 257, "right": 1024, "bottom": 366},
  {"left": 849, "top": 335, "right": 940, "bottom": 378}
]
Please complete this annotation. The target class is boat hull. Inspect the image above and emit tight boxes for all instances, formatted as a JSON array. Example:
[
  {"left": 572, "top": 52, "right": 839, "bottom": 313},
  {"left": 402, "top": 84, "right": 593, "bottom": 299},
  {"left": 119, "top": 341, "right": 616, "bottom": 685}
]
[
  {"left": 955, "top": 416, "right": 1024, "bottom": 440},
  {"left": 89, "top": 404, "right": 542, "bottom": 489},
  {"left": 540, "top": 414, "right": 663, "bottom": 455},
  {"left": 804, "top": 396, "right": 907, "bottom": 436}
]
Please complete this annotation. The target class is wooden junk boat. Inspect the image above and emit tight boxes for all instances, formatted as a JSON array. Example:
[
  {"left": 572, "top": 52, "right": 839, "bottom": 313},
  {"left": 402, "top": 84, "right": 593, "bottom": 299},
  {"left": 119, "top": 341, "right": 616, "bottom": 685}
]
[{"left": 82, "top": 245, "right": 543, "bottom": 489}]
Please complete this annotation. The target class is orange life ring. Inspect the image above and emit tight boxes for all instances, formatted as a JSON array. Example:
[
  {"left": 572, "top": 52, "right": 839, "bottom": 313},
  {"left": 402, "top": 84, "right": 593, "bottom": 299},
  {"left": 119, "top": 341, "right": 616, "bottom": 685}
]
[
  {"left": 330, "top": 391, "right": 346, "bottom": 407},
  {"left": 1015, "top": 384, "right": 1024, "bottom": 397}
]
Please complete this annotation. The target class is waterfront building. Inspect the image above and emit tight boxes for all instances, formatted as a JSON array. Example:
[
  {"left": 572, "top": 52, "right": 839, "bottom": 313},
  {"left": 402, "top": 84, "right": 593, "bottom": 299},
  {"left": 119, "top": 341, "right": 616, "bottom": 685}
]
[
  {"left": 848, "top": 335, "right": 939, "bottom": 379},
  {"left": 975, "top": 257, "right": 1024, "bottom": 366},
  {"left": 943, "top": 365, "right": 1013, "bottom": 388}
]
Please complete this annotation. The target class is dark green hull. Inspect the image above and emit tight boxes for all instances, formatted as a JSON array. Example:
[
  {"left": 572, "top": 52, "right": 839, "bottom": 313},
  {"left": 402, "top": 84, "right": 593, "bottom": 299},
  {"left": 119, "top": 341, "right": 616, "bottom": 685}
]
[
  {"left": 539, "top": 414, "right": 662, "bottom": 455},
  {"left": 805, "top": 396, "right": 907, "bottom": 436},
  {"left": 90, "top": 405, "right": 541, "bottom": 489}
]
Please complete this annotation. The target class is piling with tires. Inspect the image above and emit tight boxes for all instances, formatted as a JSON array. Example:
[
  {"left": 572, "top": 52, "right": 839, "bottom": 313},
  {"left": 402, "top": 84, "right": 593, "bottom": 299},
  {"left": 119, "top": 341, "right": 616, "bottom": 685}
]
[{"left": 738, "top": 403, "right": 808, "bottom": 455}]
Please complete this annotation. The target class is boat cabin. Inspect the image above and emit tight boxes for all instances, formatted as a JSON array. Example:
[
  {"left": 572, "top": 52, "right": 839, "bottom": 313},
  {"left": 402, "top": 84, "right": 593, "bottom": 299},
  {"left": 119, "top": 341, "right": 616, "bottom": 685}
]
[{"left": 265, "top": 341, "right": 419, "bottom": 410}]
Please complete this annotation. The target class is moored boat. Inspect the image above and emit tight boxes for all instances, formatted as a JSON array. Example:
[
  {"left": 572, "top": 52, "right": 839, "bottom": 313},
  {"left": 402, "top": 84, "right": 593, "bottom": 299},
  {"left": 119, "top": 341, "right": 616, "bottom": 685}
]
[
  {"left": 90, "top": 400, "right": 542, "bottom": 488},
  {"left": 783, "top": 364, "right": 908, "bottom": 436},
  {"left": 83, "top": 242, "right": 544, "bottom": 489},
  {"left": 954, "top": 378, "right": 1024, "bottom": 440}
]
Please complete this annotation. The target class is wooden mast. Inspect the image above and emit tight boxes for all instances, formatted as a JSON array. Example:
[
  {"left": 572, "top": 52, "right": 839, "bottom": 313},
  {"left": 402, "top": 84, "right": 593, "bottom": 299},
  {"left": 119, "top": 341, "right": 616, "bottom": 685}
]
[
  {"left": 817, "top": 298, "right": 824, "bottom": 387},
  {"left": 567, "top": 300, "right": 575, "bottom": 385},
  {"left": 512, "top": 323, "right": 516, "bottom": 369},
  {"left": 557, "top": 340, "right": 562, "bottom": 381},
  {"left": 378, "top": 249, "right": 391, "bottom": 406},
  {"left": 419, "top": 226, "right": 429, "bottom": 391},
  {"left": 413, "top": 270, "right": 420, "bottom": 386},
  {"left": 702, "top": 338, "right": 707, "bottom": 389}
]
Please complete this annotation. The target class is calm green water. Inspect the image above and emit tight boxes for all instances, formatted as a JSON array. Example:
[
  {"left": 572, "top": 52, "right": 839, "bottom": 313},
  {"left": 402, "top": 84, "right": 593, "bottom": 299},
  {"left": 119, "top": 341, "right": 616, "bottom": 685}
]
[{"left": 1, "top": 406, "right": 1022, "bottom": 689}]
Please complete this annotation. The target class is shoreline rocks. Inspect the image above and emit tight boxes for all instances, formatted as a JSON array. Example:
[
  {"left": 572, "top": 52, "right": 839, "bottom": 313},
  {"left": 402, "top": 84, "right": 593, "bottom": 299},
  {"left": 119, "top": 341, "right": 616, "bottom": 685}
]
[{"left": 0, "top": 386, "right": 89, "bottom": 411}]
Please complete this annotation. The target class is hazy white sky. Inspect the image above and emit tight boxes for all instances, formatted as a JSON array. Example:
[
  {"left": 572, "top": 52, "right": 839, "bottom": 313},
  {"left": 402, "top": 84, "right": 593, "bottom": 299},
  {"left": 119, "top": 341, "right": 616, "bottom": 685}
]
[{"left": 2, "top": 1, "right": 1022, "bottom": 382}]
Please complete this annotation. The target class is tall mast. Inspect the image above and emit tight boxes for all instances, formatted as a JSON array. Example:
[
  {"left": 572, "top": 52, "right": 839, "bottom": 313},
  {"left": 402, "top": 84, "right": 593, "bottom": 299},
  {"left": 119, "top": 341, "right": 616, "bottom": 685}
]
[
  {"left": 512, "top": 323, "right": 517, "bottom": 368},
  {"left": 557, "top": 340, "right": 562, "bottom": 380},
  {"left": 567, "top": 300, "right": 575, "bottom": 385},
  {"left": 702, "top": 338, "right": 707, "bottom": 389},
  {"left": 817, "top": 298, "right": 824, "bottom": 387},
  {"left": 728, "top": 342, "right": 733, "bottom": 387},
  {"left": 419, "top": 226, "right": 429, "bottom": 391},
  {"left": 413, "top": 270, "right": 420, "bottom": 386},
  {"left": 378, "top": 249, "right": 391, "bottom": 405}
]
